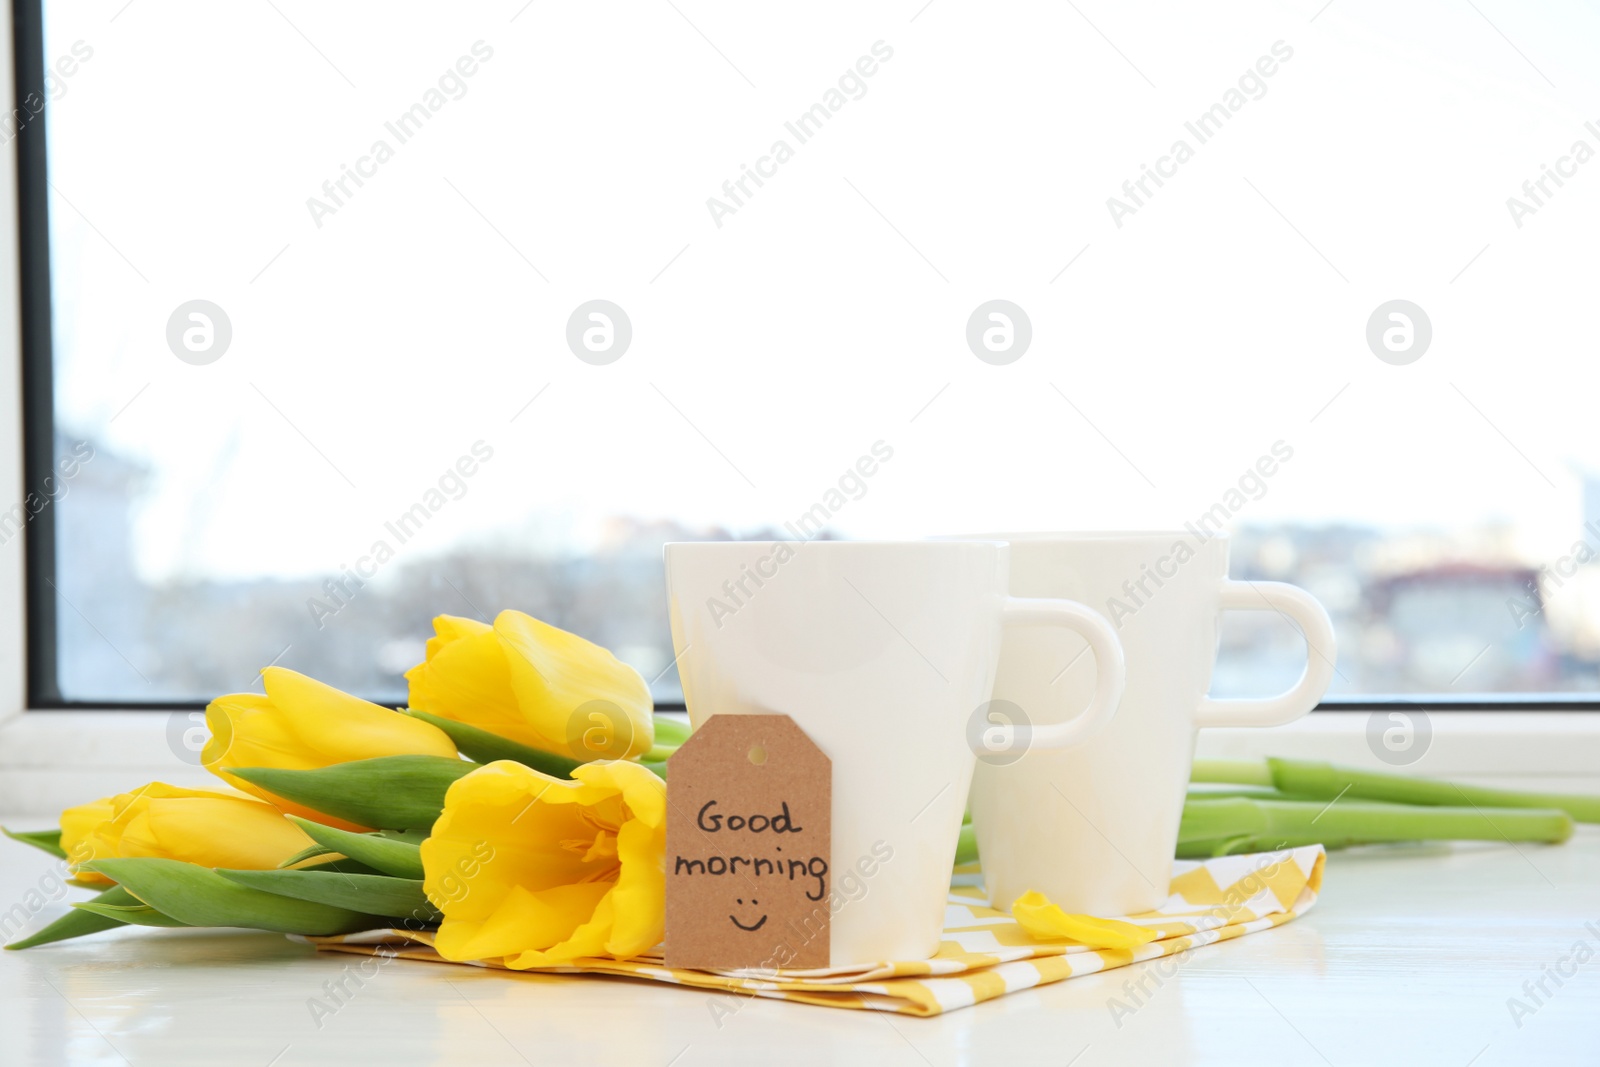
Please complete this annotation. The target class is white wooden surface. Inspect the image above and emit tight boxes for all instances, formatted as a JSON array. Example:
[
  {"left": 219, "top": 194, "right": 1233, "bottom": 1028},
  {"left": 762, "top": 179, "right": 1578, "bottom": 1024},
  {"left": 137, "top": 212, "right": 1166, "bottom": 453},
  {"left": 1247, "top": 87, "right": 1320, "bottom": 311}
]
[{"left": 2, "top": 821, "right": 1596, "bottom": 1066}]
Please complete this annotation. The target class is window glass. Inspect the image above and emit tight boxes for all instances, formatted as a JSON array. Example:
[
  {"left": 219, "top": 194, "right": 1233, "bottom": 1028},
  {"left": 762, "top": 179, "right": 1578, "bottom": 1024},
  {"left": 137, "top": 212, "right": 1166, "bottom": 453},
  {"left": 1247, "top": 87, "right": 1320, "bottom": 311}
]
[{"left": 39, "top": 2, "right": 1600, "bottom": 703}]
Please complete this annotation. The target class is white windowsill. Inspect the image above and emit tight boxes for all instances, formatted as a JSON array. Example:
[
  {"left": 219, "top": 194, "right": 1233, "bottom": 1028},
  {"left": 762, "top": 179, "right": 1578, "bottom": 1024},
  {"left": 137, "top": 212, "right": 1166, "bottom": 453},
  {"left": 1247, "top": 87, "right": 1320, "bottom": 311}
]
[{"left": 0, "top": 708, "right": 1596, "bottom": 817}]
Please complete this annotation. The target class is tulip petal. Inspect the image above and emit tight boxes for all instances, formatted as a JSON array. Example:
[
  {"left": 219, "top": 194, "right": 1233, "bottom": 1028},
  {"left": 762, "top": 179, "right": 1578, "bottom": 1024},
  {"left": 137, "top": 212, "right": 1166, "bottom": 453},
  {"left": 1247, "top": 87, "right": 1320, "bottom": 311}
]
[
  {"left": 205, "top": 693, "right": 371, "bottom": 829},
  {"left": 423, "top": 613, "right": 493, "bottom": 659},
  {"left": 424, "top": 758, "right": 667, "bottom": 967},
  {"left": 261, "top": 668, "right": 457, "bottom": 765},
  {"left": 407, "top": 622, "right": 525, "bottom": 738},
  {"left": 425, "top": 765, "right": 602, "bottom": 898},
  {"left": 57, "top": 783, "right": 316, "bottom": 883},
  {"left": 507, "top": 890, "right": 618, "bottom": 968},
  {"left": 496, "top": 611, "right": 653, "bottom": 761},
  {"left": 122, "top": 795, "right": 316, "bottom": 871},
  {"left": 405, "top": 611, "right": 654, "bottom": 767},
  {"left": 59, "top": 796, "right": 118, "bottom": 884},
  {"left": 441, "top": 882, "right": 611, "bottom": 964},
  {"left": 202, "top": 693, "right": 282, "bottom": 770},
  {"left": 603, "top": 817, "right": 667, "bottom": 958},
  {"left": 1011, "top": 891, "right": 1158, "bottom": 949},
  {"left": 575, "top": 761, "right": 667, "bottom": 829},
  {"left": 204, "top": 670, "right": 456, "bottom": 831}
]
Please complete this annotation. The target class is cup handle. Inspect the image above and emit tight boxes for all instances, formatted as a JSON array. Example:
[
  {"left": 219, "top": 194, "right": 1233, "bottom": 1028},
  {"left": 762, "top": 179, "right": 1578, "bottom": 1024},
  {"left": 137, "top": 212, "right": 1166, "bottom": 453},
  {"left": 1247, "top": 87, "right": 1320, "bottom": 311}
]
[
  {"left": 1000, "top": 597, "right": 1126, "bottom": 749},
  {"left": 1193, "top": 580, "right": 1337, "bottom": 730}
]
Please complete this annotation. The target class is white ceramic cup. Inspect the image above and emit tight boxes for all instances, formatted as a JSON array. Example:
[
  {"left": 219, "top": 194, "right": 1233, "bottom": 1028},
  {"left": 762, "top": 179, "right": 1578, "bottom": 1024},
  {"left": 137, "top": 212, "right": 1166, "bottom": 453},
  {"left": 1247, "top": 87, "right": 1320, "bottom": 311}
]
[
  {"left": 966, "top": 532, "right": 1336, "bottom": 916},
  {"left": 664, "top": 540, "right": 1126, "bottom": 965}
]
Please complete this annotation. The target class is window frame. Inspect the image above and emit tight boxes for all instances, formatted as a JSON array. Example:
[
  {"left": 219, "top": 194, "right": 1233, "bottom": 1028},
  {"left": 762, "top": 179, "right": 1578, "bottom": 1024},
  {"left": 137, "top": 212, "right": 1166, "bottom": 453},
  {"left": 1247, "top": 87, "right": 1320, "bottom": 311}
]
[
  {"left": 14, "top": 0, "right": 58, "bottom": 708},
  {"left": 6, "top": 0, "right": 1600, "bottom": 715}
]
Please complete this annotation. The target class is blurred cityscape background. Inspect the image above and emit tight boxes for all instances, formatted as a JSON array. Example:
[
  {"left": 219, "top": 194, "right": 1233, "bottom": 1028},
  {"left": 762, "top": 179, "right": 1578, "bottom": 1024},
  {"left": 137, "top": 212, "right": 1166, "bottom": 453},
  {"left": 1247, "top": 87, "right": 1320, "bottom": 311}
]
[
  {"left": 37, "top": 1, "right": 1600, "bottom": 711},
  {"left": 50, "top": 431, "right": 1600, "bottom": 706}
]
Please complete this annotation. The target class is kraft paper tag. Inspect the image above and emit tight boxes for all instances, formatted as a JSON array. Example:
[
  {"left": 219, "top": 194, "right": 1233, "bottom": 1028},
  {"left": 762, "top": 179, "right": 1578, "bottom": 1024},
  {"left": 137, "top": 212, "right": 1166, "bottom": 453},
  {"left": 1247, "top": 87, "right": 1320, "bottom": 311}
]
[{"left": 664, "top": 714, "right": 832, "bottom": 970}]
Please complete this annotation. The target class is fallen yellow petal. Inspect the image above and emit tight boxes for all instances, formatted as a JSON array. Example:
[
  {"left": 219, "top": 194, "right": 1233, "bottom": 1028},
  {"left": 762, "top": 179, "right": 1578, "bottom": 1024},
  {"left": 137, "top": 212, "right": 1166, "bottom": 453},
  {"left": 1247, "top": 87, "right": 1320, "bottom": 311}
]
[{"left": 1011, "top": 891, "right": 1159, "bottom": 949}]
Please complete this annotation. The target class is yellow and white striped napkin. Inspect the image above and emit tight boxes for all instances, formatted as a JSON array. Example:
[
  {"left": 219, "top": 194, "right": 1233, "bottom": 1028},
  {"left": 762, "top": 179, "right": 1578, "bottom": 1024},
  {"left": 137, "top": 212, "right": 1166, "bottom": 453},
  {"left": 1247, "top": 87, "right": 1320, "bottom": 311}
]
[{"left": 307, "top": 845, "right": 1324, "bottom": 1016}]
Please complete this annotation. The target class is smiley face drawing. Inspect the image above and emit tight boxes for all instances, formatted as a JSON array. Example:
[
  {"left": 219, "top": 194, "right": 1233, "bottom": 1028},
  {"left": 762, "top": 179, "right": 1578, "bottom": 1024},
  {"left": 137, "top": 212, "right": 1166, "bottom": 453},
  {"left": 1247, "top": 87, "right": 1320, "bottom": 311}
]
[{"left": 729, "top": 898, "right": 767, "bottom": 932}]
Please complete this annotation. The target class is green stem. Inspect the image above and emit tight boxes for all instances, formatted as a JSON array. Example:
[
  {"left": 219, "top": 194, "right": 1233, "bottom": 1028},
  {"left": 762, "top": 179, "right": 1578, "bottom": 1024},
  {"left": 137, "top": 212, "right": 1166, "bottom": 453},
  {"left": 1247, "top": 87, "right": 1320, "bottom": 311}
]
[
  {"left": 1189, "top": 759, "right": 1275, "bottom": 787},
  {"left": 952, "top": 796, "right": 1578, "bottom": 871},
  {"left": 954, "top": 823, "right": 978, "bottom": 866},
  {"left": 1177, "top": 796, "right": 1572, "bottom": 858},
  {"left": 645, "top": 714, "right": 691, "bottom": 762},
  {"left": 1264, "top": 758, "right": 1600, "bottom": 824},
  {"left": 651, "top": 714, "right": 692, "bottom": 746},
  {"left": 1186, "top": 787, "right": 1300, "bottom": 802}
]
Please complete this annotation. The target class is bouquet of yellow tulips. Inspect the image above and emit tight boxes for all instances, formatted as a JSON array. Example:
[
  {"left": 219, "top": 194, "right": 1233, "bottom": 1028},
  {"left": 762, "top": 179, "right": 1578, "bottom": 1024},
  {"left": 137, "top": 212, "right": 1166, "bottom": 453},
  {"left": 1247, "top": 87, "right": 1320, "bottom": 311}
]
[
  {"left": 18, "top": 604, "right": 1589, "bottom": 970},
  {"left": 4, "top": 610, "right": 689, "bottom": 968}
]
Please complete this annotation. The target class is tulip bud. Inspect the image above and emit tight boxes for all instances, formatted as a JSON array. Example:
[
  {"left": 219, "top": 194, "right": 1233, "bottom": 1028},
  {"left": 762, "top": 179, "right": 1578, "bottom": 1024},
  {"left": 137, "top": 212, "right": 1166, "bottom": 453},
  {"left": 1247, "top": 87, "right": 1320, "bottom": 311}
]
[
  {"left": 60, "top": 783, "right": 318, "bottom": 881},
  {"left": 205, "top": 667, "right": 457, "bottom": 829},
  {"left": 405, "top": 611, "right": 653, "bottom": 764}
]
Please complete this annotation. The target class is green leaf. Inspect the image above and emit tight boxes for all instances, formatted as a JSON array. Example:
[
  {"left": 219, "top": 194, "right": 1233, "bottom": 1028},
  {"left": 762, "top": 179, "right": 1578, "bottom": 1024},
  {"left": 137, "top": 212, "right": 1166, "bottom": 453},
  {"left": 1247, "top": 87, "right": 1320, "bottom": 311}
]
[
  {"left": 2, "top": 827, "right": 67, "bottom": 859},
  {"left": 287, "top": 818, "right": 425, "bottom": 880},
  {"left": 72, "top": 901, "right": 191, "bottom": 928},
  {"left": 230, "top": 755, "right": 478, "bottom": 830},
  {"left": 293, "top": 857, "right": 392, "bottom": 878},
  {"left": 5, "top": 885, "right": 147, "bottom": 950},
  {"left": 82, "top": 858, "right": 385, "bottom": 935},
  {"left": 217, "top": 869, "right": 438, "bottom": 923},
  {"left": 276, "top": 843, "right": 338, "bottom": 869},
  {"left": 274, "top": 848, "right": 388, "bottom": 876},
  {"left": 401, "top": 709, "right": 581, "bottom": 779}
]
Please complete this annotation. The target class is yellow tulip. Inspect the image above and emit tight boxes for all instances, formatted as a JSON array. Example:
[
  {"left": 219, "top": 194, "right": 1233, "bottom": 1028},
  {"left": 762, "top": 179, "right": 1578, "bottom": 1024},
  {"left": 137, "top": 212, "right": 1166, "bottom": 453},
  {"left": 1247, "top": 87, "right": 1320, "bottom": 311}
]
[
  {"left": 422, "top": 759, "right": 666, "bottom": 967},
  {"left": 59, "top": 796, "right": 117, "bottom": 885},
  {"left": 405, "top": 611, "right": 653, "bottom": 763},
  {"left": 204, "top": 666, "right": 457, "bottom": 828},
  {"left": 60, "top": 782, "right": 317, "bottom": 882}
]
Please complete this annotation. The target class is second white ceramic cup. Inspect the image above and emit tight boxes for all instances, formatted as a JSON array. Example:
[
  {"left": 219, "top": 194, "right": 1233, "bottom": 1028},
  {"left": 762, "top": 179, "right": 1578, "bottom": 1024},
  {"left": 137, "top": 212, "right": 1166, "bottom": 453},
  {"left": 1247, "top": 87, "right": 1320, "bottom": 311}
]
[
  {"left": 966, "top": 532, "right": 1336, "bottom": 916},
  {"left": 664, "top": 539, "right": 1126, "bottom": 965}
]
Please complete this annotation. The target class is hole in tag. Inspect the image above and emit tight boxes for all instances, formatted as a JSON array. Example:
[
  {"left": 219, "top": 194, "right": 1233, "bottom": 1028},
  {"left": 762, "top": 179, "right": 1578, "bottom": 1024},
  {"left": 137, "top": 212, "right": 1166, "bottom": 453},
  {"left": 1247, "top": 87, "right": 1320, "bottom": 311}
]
[{"left": 747, "top": 744, "right": 766, "bottom": 765}]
